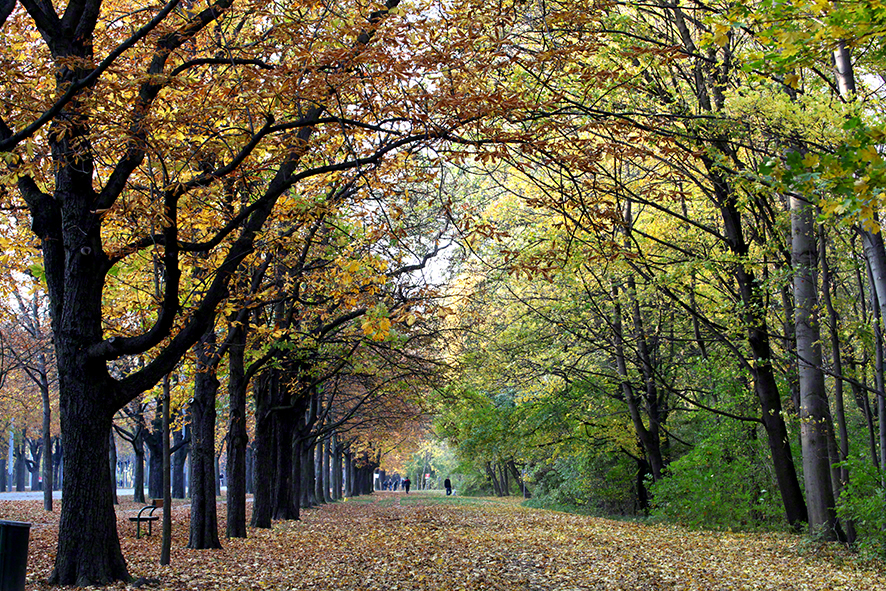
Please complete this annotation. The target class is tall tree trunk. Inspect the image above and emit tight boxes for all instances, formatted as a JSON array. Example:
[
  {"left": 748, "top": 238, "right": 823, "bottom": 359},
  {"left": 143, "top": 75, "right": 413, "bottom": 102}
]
[
  {"left": 53, "top": 436, "right": 63, "bottom": 491},
  {"left": 226, "top": 324, "right": 248, "bottom": 538},
  {"left": 314, "top": 438, "right": 326, "bottom": 504},
  {"left": 628, "top": 275, "right": 666, "bottom": 480},
  {"left": 272, "top": 408, "right": 297, "bottom": 519},
  {"left": 712, "top": 168, "right": 808, "bottom": 527},
  {"left": 861, "top": 229, "right": 886, "bottom": 473},
  {"left": 131, "top": 429, "right": 146, "bottom": 504},
  {"left": 246, "top": 442, "right": 255, "bottom": 495},
  {"left": 40, "top": 353, "right": 53, "bottom": 511},
  {"left": 146, "top": 430, "right": 163, "bottom": 499},
  {"left": 251, "top": 370, "right": 276, "bottom": 528},
  {"left": 14, "top": 437, "right": 25, "bottom": 492},
  {"left": 791, "top": 195, "right": 838, "bottom": 538},
  {"left": 485, "top": 462, "right": 503, "bottom": 496},
  {"left": 51, "top": 392, "right": 129, "bottom": 585},
  {"left": 300, "top": 438, "right": 314, "bottom": 508},
  {"left": 781, "top": 284, "right": 801, "bottom": 416},
  {"left": 344, "top": 451, "right": 353, "bottom": 497},
  {"left": 322, "top": 435, "right": 331, "bottom": 503},
  {"left": 172, "top": 420, "right": 189, "bottom": 498},
  {"left": 821, "top": 230, "right": 855, "bottom": 541},
  {"left": 187, "top": 327, "right": 222, "bottom": 549},
  {"left": 332, "top": 435, "right": 342, "bottom": 501},
  {"left": 161, "top": 376, "right": 172, "bottom": 565},
  {"left": 612, "top": 281, "right": 664, "bottom": 480}
]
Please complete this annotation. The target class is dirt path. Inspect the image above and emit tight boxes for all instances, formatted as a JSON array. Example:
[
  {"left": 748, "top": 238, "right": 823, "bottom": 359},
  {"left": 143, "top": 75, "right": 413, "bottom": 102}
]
[{"left": 5, "top": 492, "right": 884, "bottom": 590}]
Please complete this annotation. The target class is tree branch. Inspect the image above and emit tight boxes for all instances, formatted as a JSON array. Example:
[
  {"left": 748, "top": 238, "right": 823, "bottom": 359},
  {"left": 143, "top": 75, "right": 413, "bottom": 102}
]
[{"left": 1, "top": 0, "right": 182, "bottom": 152}]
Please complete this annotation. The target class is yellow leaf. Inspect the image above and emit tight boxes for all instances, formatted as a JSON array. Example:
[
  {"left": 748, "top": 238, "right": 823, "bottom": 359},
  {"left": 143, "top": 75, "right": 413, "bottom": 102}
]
[
  {"left": 712, "top": 24, "right": 730, "bottom": 48},
  {"left": 801, "top": 153, "right": 819, "bottom": 168}
]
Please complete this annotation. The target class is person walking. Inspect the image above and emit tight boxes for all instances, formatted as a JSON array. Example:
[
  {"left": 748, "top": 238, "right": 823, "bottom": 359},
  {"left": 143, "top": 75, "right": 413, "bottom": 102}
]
[
  {"left": 403, "top": 477, "right": 411, "bottom": 493},
  {"left": 444, "top": 477, "right": 452, "bottom": 496}
]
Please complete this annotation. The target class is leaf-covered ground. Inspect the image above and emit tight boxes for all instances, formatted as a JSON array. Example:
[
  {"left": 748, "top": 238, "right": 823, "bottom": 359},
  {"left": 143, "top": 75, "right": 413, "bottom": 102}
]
[{"left": 3, "top": 492, "right": 884, "bottom": 590}]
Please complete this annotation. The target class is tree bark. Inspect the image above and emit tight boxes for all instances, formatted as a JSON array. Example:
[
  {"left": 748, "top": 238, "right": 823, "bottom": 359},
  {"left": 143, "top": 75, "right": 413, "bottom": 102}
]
[
  {"left": 344, "top": 451, "right": 354, "bottom": 497},
  {"left": 172, "top": 420, "right": 189, "bottom": 498},
  {"left": 246, "top": 442, "right": 255, "bottom": 495},
  {"left": 161, "top": 375, "right": 172, "bottom": 565},
  {"left": 14, "top": 436, "right": 25, "bottom": 492},
  {"left": 301, "top": 437, "right": 316, "bottom": 508},
  {"left": 145, "top": 428, "right": 163, "bottom": 499},
  {"left": 53, "top": 437, "right": 63, "bottom": 491},
  {"left": 861, "top": 229, "right": 886, "bottom": 473},
  {"left": 791, "top": 195, "right": 838, "bottom": 538},
  {"left": 188, "top": 327, "right": 222, "bottom": 549},
  {"left": 226, "top": 323, "right": 248, "bottom": 538},
  {"left": 251, "top": 370, "right": 276, "bottom": 528},
  {"left": 314, "top": 438, "right": 326, "bottom": 504},
  {"left": 51, "top": 399, "right": 128, "bottom": 585},
  {"left": 322, "top": 435, "right": 331, "bottom": 503},
  {"left": 109, "top": 430, "right": 118, "bottom": 505},
  {"left": 332, "top": 435, "right": 343, "bottom": 500},
  {"left": 40, "top": 353, "right": 53, "bottom": 511}
]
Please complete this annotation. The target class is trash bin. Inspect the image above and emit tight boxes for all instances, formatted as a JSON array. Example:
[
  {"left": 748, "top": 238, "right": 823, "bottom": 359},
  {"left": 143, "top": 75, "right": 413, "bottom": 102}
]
[{"left": 0, "top": 520, "right": 30, "bottom": 591}]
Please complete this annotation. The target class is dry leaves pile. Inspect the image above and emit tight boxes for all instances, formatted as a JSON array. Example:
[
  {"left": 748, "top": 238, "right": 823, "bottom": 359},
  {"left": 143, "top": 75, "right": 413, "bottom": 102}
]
[{"left": 2, "top": 494, "right": 884, "bottom": 590}]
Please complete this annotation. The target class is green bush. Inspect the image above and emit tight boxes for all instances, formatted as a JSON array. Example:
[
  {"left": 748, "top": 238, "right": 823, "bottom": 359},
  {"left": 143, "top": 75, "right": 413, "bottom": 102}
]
[
  {"left": 836, "top": 456, "right": 886, "bottom": 557},
  {"left": 528, "top": 450, "right": 638, "bottom": 516},
  {"left": 649, "top": 423, "right": 784, "bottom": 530}
]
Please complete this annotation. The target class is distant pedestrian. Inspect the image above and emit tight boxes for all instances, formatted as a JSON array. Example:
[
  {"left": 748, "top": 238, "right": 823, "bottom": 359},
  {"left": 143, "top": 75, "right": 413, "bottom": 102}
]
[
  {"left": 403, "top": 477, "right": 411, "bottom": 493},
  {"left": 444, "top": 478, "right": 452, "bottom": 496}
]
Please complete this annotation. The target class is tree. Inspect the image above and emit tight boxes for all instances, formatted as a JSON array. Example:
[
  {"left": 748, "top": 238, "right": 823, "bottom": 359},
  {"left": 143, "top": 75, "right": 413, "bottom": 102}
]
[{"left": 0, "top": 0, "right": 490, "bottom": 582}]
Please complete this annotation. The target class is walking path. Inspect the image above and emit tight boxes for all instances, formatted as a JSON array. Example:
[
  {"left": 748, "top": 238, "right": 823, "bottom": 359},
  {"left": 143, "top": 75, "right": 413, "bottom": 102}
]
[
  {"left": 0, "top": 487, "right": 229, "bottom": 501},
  {"left": 4, "top": 492, "right": 884, "bottom": 590}
]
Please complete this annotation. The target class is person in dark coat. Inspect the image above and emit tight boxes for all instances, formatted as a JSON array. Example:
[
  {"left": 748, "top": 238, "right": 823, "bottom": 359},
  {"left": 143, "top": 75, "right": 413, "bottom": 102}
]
[
  {"left": 444, "top": 478, "right": 452, "bottom": 496},
  {"left": 403, "top": 477, "right": 411, "bottom": 493}
]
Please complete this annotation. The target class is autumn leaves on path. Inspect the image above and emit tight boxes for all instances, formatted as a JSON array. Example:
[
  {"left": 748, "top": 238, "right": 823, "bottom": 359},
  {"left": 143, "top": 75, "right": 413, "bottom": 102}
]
[{"left": 18, "top": 493, "right": 886, "bottom": 590}]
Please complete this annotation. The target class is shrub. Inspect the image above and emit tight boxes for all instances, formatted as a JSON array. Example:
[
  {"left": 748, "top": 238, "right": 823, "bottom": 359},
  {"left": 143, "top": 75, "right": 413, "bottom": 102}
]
[
  {"left": 649, "top": 423, "right": 784, "bottom": 530},
  {"left": 836, "top": 456, "right": 886, "bottom": 557}
]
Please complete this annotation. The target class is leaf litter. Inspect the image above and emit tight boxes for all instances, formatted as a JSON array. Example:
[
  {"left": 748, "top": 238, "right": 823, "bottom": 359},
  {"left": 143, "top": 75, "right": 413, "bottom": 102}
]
[{"left": 3, "top": 494, "right": 884, "bottom": 590}]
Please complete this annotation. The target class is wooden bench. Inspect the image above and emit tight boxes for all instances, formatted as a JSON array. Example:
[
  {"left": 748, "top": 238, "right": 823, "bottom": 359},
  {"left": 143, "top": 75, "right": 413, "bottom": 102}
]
[{"left": 129, "top": 499, "right": 163, "bottom": 539}]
